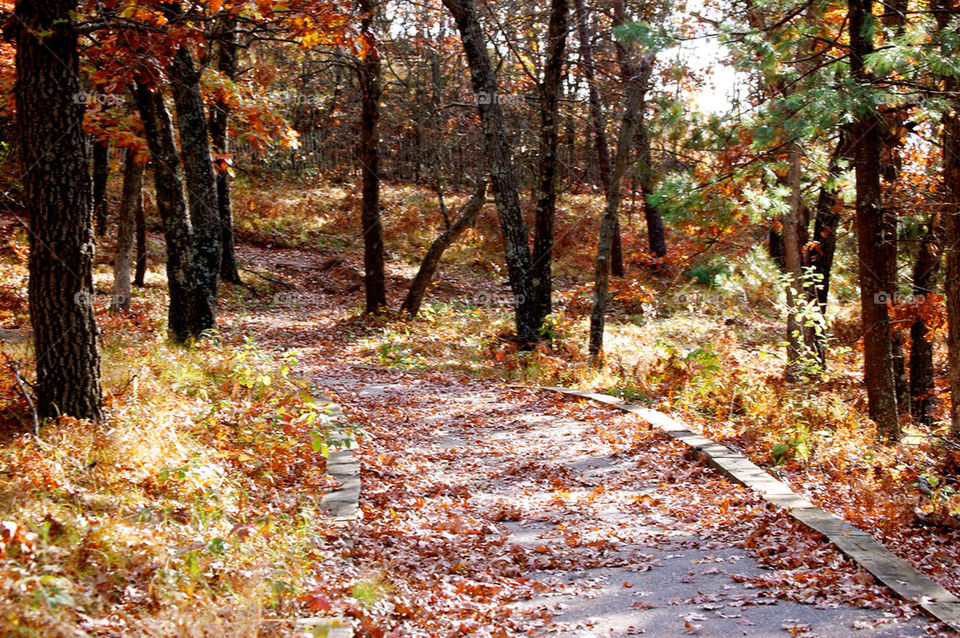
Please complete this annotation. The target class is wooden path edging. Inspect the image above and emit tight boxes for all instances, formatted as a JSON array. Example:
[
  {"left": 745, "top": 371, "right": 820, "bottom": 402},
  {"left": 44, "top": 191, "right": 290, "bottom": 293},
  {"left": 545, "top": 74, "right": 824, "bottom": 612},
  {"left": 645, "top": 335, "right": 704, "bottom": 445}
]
[
  {"left": 543, "top": 386, "right": 960, "bottom": 632},
  {"left": 316, "top": 397, "right": 361, "bottom": 524}
]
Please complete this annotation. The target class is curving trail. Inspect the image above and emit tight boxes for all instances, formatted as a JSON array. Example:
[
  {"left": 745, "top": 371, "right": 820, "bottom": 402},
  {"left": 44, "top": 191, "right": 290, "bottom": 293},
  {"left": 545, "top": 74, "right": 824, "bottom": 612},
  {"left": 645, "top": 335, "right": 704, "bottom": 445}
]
[
  {"left": 309, "top": 364, "right": 940, "bottom": 637},
  {"left": 222, "top": 243, "right": 947, "bottom": 636}
]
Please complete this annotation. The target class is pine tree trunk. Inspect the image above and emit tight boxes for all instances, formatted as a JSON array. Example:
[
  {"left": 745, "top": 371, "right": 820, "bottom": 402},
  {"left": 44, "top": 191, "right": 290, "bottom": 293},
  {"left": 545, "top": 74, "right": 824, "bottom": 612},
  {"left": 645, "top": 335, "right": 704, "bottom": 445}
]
[
  {"left": 532, "top": 0, "right": 567, "bottom": 325},
  {"left": 401, "top": 180, "right": 487, "bottom": 318},
  {"left": 588, "top": 73, "right": 646, "bottom": 360},
  {"left": 111, "top": 147, "right": 143, "bottom": 312},
  {"left": 358, "top": 0, "right": 388, "bottom": 313},
  {"left": 14, "top": 0, "right": 102, "bottom": 423},
  {"left": 806, "top": 132, "right": 849, "bottom": 312},
  {"left": 849, "top": 0, "right": 899, "bottom": 439},
  {"left": 210, "top": 16, "right": 242, "bottom": 285},
  {"left": 783, "top": 143, "right": 806, "bottom": 380},
  {"left": 803, "top": 130, "right": 850, "bottom": 365},
  {"left": 443, "top": 0, "right": 539, "bottom": 342},
  {"left": 892, "top": 331, "right": 909, "bottom": 414},
  {"left": 637, "top": 115, "right": 666, "bottom": 258},
  {"left": 92, "top": 138, "right": 109, "bottom": 237},
  {"left": 134, "top": 81, "right": 204, "bottom": 344},
  {"left": 634, "top": 64, "right": 665, "bottom": 259},
  {"left": 168, "top": 45, "right": 221, "bottom": 328},
  {"left": 607, "top": 0, "right": 640, "bottom": 277},
  {"left": 908, "top": 214, "right": 943, "bottom": 424},
  {"left": 945, "top": 118, "right": 960, "bottom": 435}
]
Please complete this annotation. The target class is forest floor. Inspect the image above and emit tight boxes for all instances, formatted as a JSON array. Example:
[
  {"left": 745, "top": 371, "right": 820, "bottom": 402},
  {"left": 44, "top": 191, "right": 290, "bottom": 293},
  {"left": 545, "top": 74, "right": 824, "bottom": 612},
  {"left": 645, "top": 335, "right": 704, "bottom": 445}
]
[
  {"left": 304, "top": 364, "right": 941, "bottom": 636},
  {"left": 1, "top": 177, "right": 960, "bottom": 635},
  {"left": 221, "top": 239, "right": 948, "bottom": 636}
]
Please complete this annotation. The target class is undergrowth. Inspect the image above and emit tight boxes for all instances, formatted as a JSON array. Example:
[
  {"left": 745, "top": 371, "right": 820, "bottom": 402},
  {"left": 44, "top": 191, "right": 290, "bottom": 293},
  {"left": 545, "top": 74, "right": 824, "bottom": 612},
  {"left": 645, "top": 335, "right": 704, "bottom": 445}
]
[{"left": 0, "top": 243, "right": 357, "bottom": 636}]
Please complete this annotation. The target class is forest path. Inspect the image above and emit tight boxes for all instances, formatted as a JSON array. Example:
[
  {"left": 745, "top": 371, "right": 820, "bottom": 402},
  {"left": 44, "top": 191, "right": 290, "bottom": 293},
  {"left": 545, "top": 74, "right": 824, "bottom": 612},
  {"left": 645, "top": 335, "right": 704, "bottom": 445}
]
[
  {"left": 308, "top": 363, "right": 937, "bottom": 637},
  {"left": 220, "top": 243, "right": 941, "bottom": 635}
]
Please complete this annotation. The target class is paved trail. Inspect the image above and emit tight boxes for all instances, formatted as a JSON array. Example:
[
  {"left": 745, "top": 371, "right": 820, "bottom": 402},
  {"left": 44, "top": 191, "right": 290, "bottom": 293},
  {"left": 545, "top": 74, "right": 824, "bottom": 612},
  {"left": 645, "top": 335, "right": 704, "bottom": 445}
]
[{"left": 311, "top": 364, "right": 943, "bottom": 637}]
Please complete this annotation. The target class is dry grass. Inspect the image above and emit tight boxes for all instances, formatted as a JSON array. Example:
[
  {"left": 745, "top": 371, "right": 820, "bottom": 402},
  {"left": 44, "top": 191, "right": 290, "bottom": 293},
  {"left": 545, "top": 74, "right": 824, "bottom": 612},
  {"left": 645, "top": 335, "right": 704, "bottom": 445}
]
[{"left": 0, "top": 241, "right": 356, "bottom": 636}]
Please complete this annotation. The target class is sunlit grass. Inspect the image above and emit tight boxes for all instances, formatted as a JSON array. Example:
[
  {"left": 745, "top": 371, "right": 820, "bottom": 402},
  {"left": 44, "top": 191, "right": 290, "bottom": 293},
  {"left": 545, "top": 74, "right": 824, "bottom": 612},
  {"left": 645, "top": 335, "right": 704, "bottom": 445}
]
[{"left": 0, "top": 248, "right": 357, "bottom": 635}]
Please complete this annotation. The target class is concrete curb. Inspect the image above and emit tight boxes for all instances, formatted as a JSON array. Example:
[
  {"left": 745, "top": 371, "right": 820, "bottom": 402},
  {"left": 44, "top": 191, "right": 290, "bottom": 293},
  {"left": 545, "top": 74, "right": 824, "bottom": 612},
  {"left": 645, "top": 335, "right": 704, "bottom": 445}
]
[
  {"left": 544, "top": 386, "right": 960, "bottom": 632},
  {"left": 315, "top": 397, "right": 361, "bottom": 524}
]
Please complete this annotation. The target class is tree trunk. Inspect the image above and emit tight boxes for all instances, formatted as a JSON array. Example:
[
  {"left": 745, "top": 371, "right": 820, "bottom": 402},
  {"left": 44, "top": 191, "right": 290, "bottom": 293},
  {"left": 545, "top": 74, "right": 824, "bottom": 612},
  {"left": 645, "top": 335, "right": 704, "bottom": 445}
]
[
  {"left": 588, "top": 71, "right": 646, "bottom": 361},
  {"left": 92, "top": 138, "right": 109, "bottom": 237},
  {"left": 358, "top": 0, "right": 388, "bottom": 313},
  {"left": 908, "top": 216, "right": 944, "bottom": 424},
  {"left": 573, "top": 0, "right": 615, "bottom": 224},
  {"left": 14, "top": 0, "right": 103, "bottom": 423},
  {"left": 210, "top": 16, "right": 242, "bottom": 285},
  {"left": 805, "top": 132, "right": 849, "bottom": 312},
  {"left": 134, "top": 185, "right": 147, "bottom": 288},
  {"left": 636, "top": 103, "right": 666, "bottom": 258},
  {"left": 443, "top": 0, "right": 539, "bottom": 342},
  {"left": 607, "top": 0, "right": 639, "bottom": 275},
  {"left": 849, "top": 0, "right": 899, "bottom": 439},
  {"left": 111, "top": 147, "right": 143, "bottom": 312},
  {"left": 168, "top": 45, "right": 221, "bottom": 328},
  {"left": 892, "top": 331, "right": 909, "bottom": 414},
  {"left": 610, "top": 208, "right": 625, "bottom": 276},
  {"left": 133, "top": 80, "right": 204, "bottom": 344},
  {"left": 532, "top": 0, "right": 568, "bottom": 325},
  {"left": 401, "top": 179, "right": 487, "bottom": 318},
  {"left": 945, "top": 117, "right": 960, "bottom": 435},
  {"left": 801, "top": 130, "right": 851, "bottom": 363},
  {"left": 783, "top": 142, "right": 806, "bottom": 380}
]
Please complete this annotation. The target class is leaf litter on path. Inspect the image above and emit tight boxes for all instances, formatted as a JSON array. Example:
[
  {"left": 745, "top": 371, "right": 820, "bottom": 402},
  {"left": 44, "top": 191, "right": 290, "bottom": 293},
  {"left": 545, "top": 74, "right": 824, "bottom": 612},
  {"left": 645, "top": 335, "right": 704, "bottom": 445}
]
[{"left": 300, "top": 364, "right": 947, "bottom": 636}]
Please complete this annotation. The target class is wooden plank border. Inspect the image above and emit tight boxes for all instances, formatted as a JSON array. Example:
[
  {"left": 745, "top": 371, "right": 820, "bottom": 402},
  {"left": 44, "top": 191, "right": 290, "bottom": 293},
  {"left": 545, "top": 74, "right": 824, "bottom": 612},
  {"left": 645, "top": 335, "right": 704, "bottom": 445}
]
[
  {"left": 543, "top": 386, "right": 960, "bottom": 631},
  {"left": 316, "top": 397, "right": 361, "bottom": 524}
]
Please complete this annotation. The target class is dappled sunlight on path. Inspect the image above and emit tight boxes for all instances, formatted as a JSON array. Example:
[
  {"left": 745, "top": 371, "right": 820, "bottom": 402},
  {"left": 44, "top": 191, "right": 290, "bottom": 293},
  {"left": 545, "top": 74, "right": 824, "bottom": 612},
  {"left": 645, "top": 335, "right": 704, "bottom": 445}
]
[{"left": 306, "top": 363, "right": 941, "bottom": 636}]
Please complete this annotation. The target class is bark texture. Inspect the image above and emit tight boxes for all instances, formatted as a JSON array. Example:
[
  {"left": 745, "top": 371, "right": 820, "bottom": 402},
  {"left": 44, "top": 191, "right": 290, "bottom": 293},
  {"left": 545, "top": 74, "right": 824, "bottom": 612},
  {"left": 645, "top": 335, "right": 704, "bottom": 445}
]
[
  {"left": 946, "top": 113, "right": 960, "bottom": 435},
  {"left": 934, "top": 0, "right": 960, "bottom": 436},
  {"left": 134, "top": 80, "right": 206, "bottom": 343},
  {"left": 169, "top": 45, "right": 221, "bottom": 327},
  {"left": 443, "top": 0, "right": 539, "bottom": 342},
  {"left": 783, "top": 143, "right": 806, "bottom": 379},
  {"left": 92, "top": 138, "right": 109, "bottom": 237},
  {"left": 15, "top": 0, "right": 103, "bottom": 422},
  {"left": 636, "top": 106, "right": 666, "bottom": 258},
  {"left": 401, "top": 180, "right": 487, "bottom": 319},
  {"left": 134, "top": 185, "right": 147, "bottom": 288},
  {"left": 907, "top": 216, "right": 943, "bottom": 424},
  {"left": 588, "top": 71, "right": 646, "bottom": 360},
  {"left": 358, "top": 0, "right": 388, "bottom": 313},
  {"left": 849, "top": 0, "right": 899, "bottom": 439},
  {"left": 573, "top": 0, "right": 618, "bottom": 268},
  {"left": 210, "top": 16, "right": 242, "bottom": 285},
  {"left": 111, "top": 147, "right": 144, "bottom": 312},
  {"left": 532, "top": 0, "right": 568, "bottom": 325},
  {"left": 800, "top": 131, "right": 851, "bottom": 365}
]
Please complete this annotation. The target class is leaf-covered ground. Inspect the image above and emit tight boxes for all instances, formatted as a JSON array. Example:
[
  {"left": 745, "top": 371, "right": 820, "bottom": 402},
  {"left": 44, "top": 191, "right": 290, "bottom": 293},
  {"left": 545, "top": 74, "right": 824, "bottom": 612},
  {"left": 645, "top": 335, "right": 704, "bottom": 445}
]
[
  {"left": 2, "top": 178, "right": 960, "bottom": 635},
  {"left": 301, "top": 363, "right": 943, "bottom": 636},
  {"left": 216, "top": 237, "right": 951, "bottom": 636}
]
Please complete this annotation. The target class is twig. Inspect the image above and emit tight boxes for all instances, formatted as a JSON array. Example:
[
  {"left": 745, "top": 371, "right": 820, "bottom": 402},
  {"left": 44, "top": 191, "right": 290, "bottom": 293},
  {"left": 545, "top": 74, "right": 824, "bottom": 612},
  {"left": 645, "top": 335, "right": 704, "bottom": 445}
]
[
  {"left": 1, "top": 350, "right": 39, "bottom": 436},
  {"left": 112, "top": 371, "right": 140, "bottom": 401}
]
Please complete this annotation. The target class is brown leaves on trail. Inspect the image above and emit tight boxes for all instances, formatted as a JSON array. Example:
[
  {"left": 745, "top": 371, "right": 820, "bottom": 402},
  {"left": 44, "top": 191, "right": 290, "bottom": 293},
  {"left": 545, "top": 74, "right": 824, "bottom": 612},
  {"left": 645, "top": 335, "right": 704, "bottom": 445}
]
[{"left": 286, "top": 365, "right": 921, "bottom": 635}]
